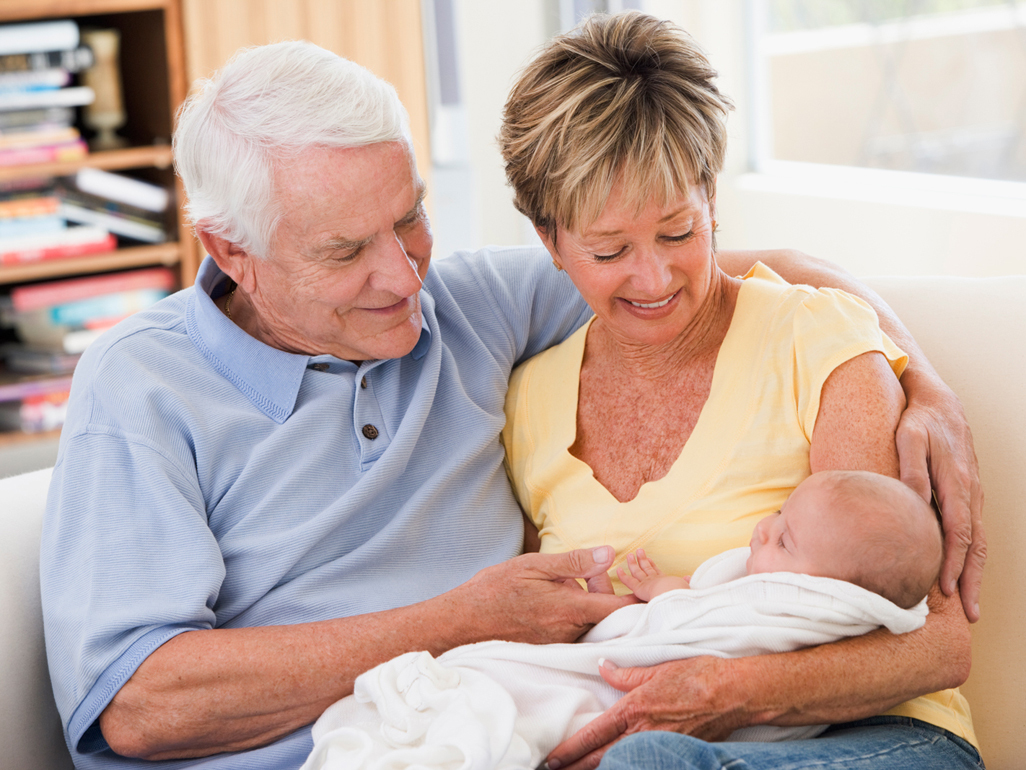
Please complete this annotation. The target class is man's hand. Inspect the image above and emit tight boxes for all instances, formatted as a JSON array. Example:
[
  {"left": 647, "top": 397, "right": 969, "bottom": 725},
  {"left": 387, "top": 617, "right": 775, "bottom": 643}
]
[
  {"left": 897, "top": 369, "right": 986, "bottom": 622},
  {"left": 542, "top": 657, "right": 747, "bottom": 770},
  {"left": 445, "top": 546, "right": 636, "bottom": 645}
]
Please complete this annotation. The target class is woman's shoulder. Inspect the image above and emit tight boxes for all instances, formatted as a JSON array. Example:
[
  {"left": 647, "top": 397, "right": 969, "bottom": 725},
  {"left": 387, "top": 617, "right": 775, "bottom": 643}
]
[{"left": 738, "top": 262, "right": 879, "bottom": 328}]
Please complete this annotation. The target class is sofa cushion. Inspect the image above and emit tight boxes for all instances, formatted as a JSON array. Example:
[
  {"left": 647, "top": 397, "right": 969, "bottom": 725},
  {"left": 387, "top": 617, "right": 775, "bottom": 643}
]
[
  {"left": 0, "top": 466, "right": 73, "bottom": 770},
  {"left": 866, "top": 274, "right": 1026, "bottom": 770}
]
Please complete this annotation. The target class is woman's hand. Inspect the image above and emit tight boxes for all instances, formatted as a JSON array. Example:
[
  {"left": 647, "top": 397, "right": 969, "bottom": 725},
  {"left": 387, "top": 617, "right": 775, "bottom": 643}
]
[
  {"left": 542, "top": 657, "right": 750, "bottom": 770},
  {"left": 896, "top": 368, "right": 986, "bottom": 623}
]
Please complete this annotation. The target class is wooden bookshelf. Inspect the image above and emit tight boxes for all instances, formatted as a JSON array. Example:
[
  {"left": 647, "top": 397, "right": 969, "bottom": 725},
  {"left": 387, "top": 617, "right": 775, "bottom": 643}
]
[{"left": 0, "top": 0, "right": 192, "bottom": 446}]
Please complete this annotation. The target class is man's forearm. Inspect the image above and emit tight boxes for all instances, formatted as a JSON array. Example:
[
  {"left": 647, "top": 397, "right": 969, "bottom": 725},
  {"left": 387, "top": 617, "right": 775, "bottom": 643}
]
[
  {"left": 99, "top": 596, "right": 470, "bottom": 760},
  {"left": 98, "top": 547, "right": 630, "bottom": 761}
]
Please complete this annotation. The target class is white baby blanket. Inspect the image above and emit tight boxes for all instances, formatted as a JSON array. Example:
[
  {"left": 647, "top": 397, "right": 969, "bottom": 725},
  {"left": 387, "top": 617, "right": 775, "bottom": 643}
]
[{"left": 301, "top": 548, "right": 928, "bottom": 770}]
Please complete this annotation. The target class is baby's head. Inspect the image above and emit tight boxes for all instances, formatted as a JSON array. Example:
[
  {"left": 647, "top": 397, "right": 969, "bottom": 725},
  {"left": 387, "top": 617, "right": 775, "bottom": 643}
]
[{"left": 747, "top": 470, "right": 943, "bottom": 608}]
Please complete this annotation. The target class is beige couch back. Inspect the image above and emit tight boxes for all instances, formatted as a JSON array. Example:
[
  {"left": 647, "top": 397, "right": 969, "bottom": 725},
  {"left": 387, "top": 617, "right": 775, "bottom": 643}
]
[
  {"left": 0, "top": 275, "right": 1022, "bottom": 769},
  {"left": 866, "top": 274, "right": 1026, "bottom": 770}
]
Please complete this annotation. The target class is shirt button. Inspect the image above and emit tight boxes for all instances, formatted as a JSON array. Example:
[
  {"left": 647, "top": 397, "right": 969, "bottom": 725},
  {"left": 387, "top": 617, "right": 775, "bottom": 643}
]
[
  {"left": 310, "top": 362, "right": 329, "bottom": 372},
  {"left": 362, "top": 424, "right": 379, "bottom": 440},
  {"left": 361, "top": 376, "right": 368, "bottom": 389}
]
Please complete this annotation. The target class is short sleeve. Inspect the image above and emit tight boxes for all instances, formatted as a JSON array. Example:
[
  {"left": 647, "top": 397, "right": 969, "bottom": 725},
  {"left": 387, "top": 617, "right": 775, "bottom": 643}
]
[
  {"left": 42, "top": 429, "right": 222, "bottom": 753},
  {"left": 792, "top": 287, "right": 908, "bottom": 439}
]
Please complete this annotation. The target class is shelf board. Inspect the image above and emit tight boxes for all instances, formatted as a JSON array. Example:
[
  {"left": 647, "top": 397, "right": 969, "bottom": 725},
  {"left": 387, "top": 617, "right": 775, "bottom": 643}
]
[
  {"left": 0, "top": 145, "right": 173, "bottom": 183},
  {"left": 0, "top": 242, "right": 181, "bottom": 285},
  {"left": 0, "top": 1, "right": 174, "bottom": 22}
]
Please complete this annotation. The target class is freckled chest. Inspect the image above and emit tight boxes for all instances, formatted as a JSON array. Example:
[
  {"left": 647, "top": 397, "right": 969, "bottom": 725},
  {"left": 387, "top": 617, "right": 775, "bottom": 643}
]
[{"left": 570, "top": 337, "right": 720, "bottom": 504}]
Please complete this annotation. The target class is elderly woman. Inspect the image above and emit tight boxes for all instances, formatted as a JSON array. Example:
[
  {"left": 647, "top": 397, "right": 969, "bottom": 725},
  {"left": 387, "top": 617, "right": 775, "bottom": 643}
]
[{"left": 499, "top": 12, "right": 980, "bottom": 770}]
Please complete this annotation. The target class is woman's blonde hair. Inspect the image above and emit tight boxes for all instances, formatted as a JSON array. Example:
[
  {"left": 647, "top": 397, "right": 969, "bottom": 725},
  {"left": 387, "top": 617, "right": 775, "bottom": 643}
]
[{"left": 500, "top": 11, "right": 733, "bottom": 236}]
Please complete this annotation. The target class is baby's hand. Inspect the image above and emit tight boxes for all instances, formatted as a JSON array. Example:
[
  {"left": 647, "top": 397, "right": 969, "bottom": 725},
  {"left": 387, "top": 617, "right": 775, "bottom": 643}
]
[{"left": 616, "top": 549, "right": 690, "bottom": 602}]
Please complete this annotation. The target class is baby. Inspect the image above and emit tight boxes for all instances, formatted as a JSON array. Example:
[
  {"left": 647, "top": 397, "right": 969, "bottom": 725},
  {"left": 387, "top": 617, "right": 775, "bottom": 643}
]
[
  {"left": 302, "top": 470, "right": 944, "bottom": 770},
  {"left": 619, "top": 469, "right": 944, "bottom": 609}
]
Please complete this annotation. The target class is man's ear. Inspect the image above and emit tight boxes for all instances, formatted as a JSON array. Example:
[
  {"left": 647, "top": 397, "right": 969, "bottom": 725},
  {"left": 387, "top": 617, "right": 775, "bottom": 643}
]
[{"left": 196, "top": 228, "right": 254, "bottom": 289}]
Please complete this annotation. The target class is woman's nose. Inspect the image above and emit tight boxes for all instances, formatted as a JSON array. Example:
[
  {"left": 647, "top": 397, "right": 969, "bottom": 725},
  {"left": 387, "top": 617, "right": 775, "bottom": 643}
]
[{"left": 629, "top": 249, "right": 673, "bottom": 296}]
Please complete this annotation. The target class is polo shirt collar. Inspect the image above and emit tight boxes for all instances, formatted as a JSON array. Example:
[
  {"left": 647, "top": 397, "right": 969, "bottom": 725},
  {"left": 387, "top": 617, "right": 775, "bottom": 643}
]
[{"left": 186, "top": 257, "right": 433, "bottom": 423}]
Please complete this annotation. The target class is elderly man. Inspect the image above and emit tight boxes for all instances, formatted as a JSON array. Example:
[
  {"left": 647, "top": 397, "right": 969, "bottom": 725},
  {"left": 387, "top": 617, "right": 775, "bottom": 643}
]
[{"left": 41, "top": 41, "right": 983, "bottom": 770}]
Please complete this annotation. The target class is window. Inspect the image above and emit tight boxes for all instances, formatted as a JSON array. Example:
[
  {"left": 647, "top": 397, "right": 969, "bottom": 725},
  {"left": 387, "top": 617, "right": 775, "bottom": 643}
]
[{"left": 748, "top": 0, "right": 1026, "bottom": 182}]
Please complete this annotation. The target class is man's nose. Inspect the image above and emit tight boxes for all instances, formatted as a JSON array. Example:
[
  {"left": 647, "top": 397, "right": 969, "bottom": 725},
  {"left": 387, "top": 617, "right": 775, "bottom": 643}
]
[{"left": 374, "top": 233, "right": 423, "bottom": 295}]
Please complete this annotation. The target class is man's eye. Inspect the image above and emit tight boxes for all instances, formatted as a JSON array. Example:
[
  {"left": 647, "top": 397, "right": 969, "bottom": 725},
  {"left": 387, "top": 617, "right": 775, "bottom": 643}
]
[{"left": 336, "top": 247, "right": 361, "bottom": 263}]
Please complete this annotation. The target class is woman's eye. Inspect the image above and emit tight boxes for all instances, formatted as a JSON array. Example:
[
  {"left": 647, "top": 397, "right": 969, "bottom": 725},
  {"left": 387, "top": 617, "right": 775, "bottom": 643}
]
[
  {"left": 666, "top": 231, "right": 694, "bottom": 243},
  {"left": 593, "top": 246, "right": 627, "bottom": 262}
]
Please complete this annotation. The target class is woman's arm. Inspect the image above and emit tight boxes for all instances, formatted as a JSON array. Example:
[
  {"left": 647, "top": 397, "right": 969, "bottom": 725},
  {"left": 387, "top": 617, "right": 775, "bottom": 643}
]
[
  {"left": 543, "top": 351, "right": 972, "bottom": 770},
  {"left": 718, "top": 248, "right": 985, "bottom": 622}
]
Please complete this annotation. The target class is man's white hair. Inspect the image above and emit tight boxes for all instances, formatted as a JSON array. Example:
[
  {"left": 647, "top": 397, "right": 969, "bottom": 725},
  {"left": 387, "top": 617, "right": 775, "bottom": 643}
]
[{"left": 173, "top": 40, "right": 411, "bottom": 258}]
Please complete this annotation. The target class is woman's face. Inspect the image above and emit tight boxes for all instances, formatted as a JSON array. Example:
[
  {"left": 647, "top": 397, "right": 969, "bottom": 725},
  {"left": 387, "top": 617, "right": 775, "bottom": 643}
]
[{"left": 539, "top": 182, "right": 717, "bottom": 349}]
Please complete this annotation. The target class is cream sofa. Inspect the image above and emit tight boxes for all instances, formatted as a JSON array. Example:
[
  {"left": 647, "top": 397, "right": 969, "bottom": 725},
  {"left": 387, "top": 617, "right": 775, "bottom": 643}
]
[{"left": 1, "top": 274, "right": 1023, "bottom": 770}]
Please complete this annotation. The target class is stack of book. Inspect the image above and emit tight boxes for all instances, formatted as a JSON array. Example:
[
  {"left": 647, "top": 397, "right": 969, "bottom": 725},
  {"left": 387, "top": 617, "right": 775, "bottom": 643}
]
[
  {"left": 0, "top": 19, "right": 95, "bottom": 166},
  {"left": 0, "top": 265, "right": 176, "bottom": 432},
  {"left": 0, "top": 167, "right": 170, "bottom": 264}
]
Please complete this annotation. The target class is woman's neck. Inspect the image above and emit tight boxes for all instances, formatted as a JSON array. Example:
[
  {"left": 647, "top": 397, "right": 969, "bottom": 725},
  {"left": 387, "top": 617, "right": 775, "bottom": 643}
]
[{"left": 590, "top": 268, "right": 741, "bottom": 383}]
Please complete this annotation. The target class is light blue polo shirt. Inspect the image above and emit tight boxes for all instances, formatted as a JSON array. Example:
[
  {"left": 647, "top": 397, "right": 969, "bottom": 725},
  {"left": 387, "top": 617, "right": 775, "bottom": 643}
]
[{"left": 40, "top": 247, "right": 592, "bottom": 770}]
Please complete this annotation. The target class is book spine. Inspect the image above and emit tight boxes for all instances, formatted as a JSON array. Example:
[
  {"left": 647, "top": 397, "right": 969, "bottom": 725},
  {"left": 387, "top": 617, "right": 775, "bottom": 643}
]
[
  {"left": 58, "top": 201, "right": 166, "bottom": 243},
  {"left": 11, "top": 266, "right": 176, "bottom": 311},
  {"left": 74, "top": 168, "right": 170, "bottom": 212},
  {"left": 55, "top": 187, "right": 163, "bottom": 224},
  {"left": 0, "top": 196, "right": 60, "bottom": 218},
  {"left": 0, "top": 214, "right": 64, "bottom": 238},
  {"left": 0, "top": 105, "right": 74, "bottom": 131},
  {"left": 0, "top": 230, "right": 116, "bottom": 265},
  {"left": 0, "top": 126, "right": 79, "bottom": 150},
  {"left": 0, "top": 21, "right": 79, "bottom": 57},
  {"left": 0, "top": 68, "right": 71, "bottom": 92},
  {"left": 0, "top": 138, "right": 87, "bottom": 166},
  {"left": 0, "top": 46, "right": 93, "bottom": 74},
  {"left": 0, "top": 85, "right": 94, "bottom": 111},
  {"left": 48, "top": 288, "right": 172, "bottom": 326}
]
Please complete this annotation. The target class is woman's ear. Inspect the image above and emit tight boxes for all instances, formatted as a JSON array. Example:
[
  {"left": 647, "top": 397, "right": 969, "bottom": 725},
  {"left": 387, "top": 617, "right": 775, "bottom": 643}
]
[
  {"left": 197, "top": 228, "right": 255, "bottom": 290},
  {"left": 534, "top": 224, "right": 562, "bottom": 269}
]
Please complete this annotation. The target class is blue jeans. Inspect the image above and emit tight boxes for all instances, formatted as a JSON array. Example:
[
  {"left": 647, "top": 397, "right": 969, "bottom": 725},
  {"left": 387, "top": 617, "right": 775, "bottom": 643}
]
[{"left": 597, "top": 717, "right": 985, "bottom": 770}]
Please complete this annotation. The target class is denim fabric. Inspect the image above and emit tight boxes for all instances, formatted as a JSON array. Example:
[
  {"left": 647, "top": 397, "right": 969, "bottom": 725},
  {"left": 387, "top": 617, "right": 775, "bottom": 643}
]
[{"left": 598, "top": 717, "right": 984, "bottom": 770}]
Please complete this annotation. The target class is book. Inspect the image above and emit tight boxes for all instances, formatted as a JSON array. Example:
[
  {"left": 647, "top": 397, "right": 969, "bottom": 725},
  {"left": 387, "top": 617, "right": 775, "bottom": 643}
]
[
  {"left": 0, "top": 85, "right": 94, "bottom": 112},
  {"left": 0, "top": 195, "right": 60, "bottom": 219},
  {"left": 0, "top": 46, "right": 94, "bottom": 74},
  {"left": 0, "top": 68, "right": 71, "bottom": 93},
  {"left": 0, "top": 214, "right": 64, "bottom": 238},
  {"left": 0, "top": 372, "right": 73, "bottom": 404},
  {"left": 58, "top": 199, "right": 166, "bottom": 243},
  {"left": 0, "top": 225, "right": 115, "bottom": 265},
  {"left": 55, "top": 185, "right": 163, "bottom": 225},
  {"left": 2, "top": 344, "right": 80, "bottom": 375},
  {"left": 0, "top": 21, "right": 79, "bottom": 57},
  {"left": 0, "top": 387, "right": 71, "bottom": 432},
  {"left": 0, "top": 105, "right": 74, "bottom": 132},
  {"left": 0, "top": 126, "right": 80, "bottom": 150},
  {"left": 11, "top": 266, "right": 176, "bottom": 312},
  {"left": 73, "top": 168, "right": 170, "bottom": 213},
  {"left": 0, "top": 138, "right": 87, "bottom": 166}
]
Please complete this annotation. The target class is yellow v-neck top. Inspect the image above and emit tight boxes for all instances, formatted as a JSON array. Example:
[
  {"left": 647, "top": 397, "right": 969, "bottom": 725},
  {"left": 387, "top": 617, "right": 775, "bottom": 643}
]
[{"left": 501, "top": 263, "right": 977, "bottom": 747}]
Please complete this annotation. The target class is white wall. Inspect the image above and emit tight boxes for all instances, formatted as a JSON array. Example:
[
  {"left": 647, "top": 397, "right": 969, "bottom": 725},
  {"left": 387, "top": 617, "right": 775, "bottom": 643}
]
[{"left": 437, "top": 0, "right": 1026, "bottom": 276}]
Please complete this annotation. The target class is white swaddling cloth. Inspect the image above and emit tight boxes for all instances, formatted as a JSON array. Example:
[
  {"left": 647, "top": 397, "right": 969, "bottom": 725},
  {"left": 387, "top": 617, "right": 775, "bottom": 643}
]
[{"left": 301, "top": 547, "right": 928, "bottom": 770}]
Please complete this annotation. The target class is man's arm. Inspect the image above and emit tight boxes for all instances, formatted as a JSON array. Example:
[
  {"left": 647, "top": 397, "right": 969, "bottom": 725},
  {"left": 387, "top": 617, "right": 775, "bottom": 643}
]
[
  {"left": 99, "top": 547, "right": 632, "bottom": 760},
  {"left": 718, "top": 248, "right": 985, "bottom": 622}
]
